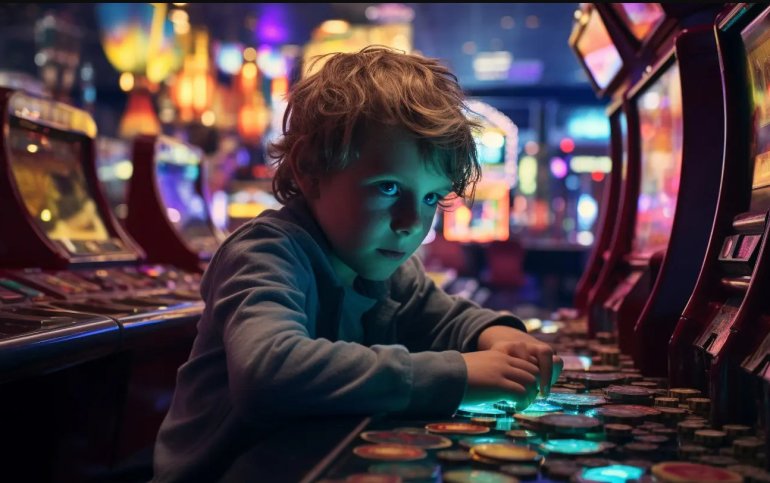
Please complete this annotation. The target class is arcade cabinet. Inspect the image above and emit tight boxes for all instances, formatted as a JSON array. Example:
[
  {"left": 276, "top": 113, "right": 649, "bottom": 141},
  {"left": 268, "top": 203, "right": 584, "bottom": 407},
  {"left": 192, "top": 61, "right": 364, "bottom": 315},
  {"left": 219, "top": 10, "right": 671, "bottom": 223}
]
[
  {"left": 125, "top": 133, "right": 226, "bottom": 274},
  {"left": 578, "top": 6, "right": 725, "bottom": 376},
  {"left": 567, "top": 3, "right": 632, "bottom": 317},
  {"left": 669, "top": 4, "right": 770, "bottom": 442},
  {"left": 0, "top": 88, "right": 204, "bottom": 479}
]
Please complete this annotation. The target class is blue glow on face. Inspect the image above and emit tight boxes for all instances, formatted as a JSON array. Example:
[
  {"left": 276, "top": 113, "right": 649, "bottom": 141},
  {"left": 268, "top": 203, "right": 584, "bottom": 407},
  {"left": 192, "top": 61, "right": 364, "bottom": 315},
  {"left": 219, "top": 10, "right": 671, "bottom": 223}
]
[{"left": 580, "top": 465, "right": 645, "bottom": 482}]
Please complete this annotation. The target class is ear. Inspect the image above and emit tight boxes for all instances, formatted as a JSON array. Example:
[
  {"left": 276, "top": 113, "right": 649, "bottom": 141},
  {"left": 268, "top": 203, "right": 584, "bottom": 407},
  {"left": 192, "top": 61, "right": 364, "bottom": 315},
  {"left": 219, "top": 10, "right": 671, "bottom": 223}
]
[{"left": 289, "top": 160, "right": 320, "bottom": 199}]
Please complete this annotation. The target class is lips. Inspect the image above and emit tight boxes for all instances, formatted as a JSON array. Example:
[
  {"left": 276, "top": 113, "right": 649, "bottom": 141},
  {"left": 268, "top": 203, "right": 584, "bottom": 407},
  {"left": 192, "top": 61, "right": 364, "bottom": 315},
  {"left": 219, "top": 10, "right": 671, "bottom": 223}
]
[{"left": 377, "top": 248, "right": 405, "bottom": 260}]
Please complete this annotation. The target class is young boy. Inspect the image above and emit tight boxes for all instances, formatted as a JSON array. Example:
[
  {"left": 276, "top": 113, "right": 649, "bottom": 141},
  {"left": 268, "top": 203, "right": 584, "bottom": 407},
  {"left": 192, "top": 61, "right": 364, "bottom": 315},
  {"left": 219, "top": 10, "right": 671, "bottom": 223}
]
[{"left": 152, "top": 46, "right": 562, "bottom": 482}]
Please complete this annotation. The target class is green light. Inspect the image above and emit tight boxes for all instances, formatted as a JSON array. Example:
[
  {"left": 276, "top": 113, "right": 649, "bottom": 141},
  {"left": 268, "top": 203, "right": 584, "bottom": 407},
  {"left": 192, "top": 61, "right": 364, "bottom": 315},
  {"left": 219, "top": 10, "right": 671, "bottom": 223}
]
[
  {"left": 455, "top": 403, "right": 506, "bottom": 418},
  {"left": 581, "top": 465, "right": 644, "bottom": 483},
  {"left": 520, "top": 400, "right": 561, "bottom": 414},
  {"left": 540, "top": 439, "right": 602, "bottom": 455}
]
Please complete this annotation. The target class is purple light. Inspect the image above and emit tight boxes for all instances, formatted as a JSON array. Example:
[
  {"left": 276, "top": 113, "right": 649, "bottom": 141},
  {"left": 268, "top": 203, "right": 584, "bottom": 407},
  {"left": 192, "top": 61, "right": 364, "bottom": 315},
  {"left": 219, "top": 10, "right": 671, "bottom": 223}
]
[
  {"left": 256, "top": 5, "right": 290, "bottom": 45},
  {"left": 550, "top": 157, "right": 568, "bottom": 179}
]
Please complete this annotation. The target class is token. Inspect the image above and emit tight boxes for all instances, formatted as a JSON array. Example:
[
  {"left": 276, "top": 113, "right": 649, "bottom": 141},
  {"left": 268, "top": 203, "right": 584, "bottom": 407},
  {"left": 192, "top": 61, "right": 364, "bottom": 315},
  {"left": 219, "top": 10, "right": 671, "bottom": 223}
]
[
  {"left": 695, "top": 455, "right": 739, "bottom": 468},
  {"left": 694, "top": 429, "right": 726, "bottom": 448},
  {"left": 368, "top": 462, "right": 439, "bottom": 480},
  {"left": 540, "top": 439, "right": 604, "bottom": 456},
  {"left": 651, "top": 461, "right": 743, "bottom": 482},
  {"left": 635, "top": 434, "right": 669, "bottom": 445},
  {"left": 721, "top": 425, "right": 751, "bottom": 442},
  {"left": 678, "top": 444, "right": 708, "bottom": 461},
  {"left": 605, "top": 385, "right": 655, "bottom": 404},
  {"left": 575, "top": 457, "right": 613, "bottom": 468},
  {"left": 437, "top": 449, "right": 472, "bottom": 465},
  {"left": 471, "top": 443, "right": 541, "bottom": 464},
  {"left": 538, "top": 414, "right": 602, "bottom": 435},
  {"left": 360, "top": 431, "right": 452, "bottom": 449},
  {"left": 471, "top": 417, "right": 499, "bottom": 428},
  {"left": 655, "top": 397, "right": 680, "bottom": 408},
  {"left": 595, "top": 405, "right": 658, "bottom": 424},
  {"left": 546, "top": 393, "right": 607, "bottom": 409},
  {"left": 505, "top": 429, "right": 536, "bottom": 441},
  {"left": 455, "top": 404, "right": 507, "bottom": 419},
  {"left": 425, "top": 422, "right": 490, "bottom": 435},
  {"left": 542, "top": 459, "right": 580, "bottom": 480},
  {"left": 459, "top": 436, "right": 511, "bottom": 450},
  {"left": 573, "top": 464, "right": 646, "bottom": 483},
  {"left": 499, "top": 464, "right": 539, "bottom": 480},
  {"left": 353, "top": 444, "right": 427, "bottom": 461},
  {"left": 669, "top": 388, "right": 701, "bottom": 403},
  {"left": 443, "top": 469, "right": 519, "bottom": 483}
]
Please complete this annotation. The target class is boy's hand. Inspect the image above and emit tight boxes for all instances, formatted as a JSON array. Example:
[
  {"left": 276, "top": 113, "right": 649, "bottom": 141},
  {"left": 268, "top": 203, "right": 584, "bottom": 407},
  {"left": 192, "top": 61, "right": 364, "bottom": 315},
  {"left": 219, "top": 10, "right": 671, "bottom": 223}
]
[
  {"left": 476, "top": 325, "right": 563, "bottom": 398},
  {"left": 460, "top": 350, "right": 539, "bottom": 408}
]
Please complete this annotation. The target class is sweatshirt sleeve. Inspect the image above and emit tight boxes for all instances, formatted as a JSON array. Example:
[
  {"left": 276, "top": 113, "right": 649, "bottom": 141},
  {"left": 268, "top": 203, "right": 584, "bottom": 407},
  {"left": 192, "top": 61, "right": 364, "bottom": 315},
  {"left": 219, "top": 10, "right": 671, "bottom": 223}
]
[
  {"left": 391, "top": 255, "right": 527, "bottom": 353},
  {"left": 206, "top": 224, "right": 467, "bottom": 420}
]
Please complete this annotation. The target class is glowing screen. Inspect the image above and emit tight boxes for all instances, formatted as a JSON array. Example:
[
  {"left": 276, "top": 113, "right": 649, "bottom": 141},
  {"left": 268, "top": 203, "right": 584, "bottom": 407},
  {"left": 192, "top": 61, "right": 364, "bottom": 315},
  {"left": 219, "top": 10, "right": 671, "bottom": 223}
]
[
  {"left": 154, "top": 139, "right": 218, "bottom": 253},
  {"left": 613, "top": 3, "right": 665, "bottom": 42},
  {"left": 575, "top": 7, "right": 623, "bottom": 90},
  {"left": 743, "top": 9, "right": 770, "bottom": 190},
  {"left": 443, "top": 180, "right": 510, "bottom": 242},
  {"left": 633, "top": 61, "right": 683, "bottom": 257},
  {"left": 95, "top": 136, "right": 132, "bottom": 219},
  {"left": 8, "top": 121, "right": 110, "bottom": 242}
]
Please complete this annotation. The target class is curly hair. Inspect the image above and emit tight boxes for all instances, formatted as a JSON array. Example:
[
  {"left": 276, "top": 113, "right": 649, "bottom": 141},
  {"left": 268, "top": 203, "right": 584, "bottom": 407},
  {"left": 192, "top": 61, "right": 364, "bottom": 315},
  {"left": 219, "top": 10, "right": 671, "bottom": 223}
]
[{"left": 268, "top": 45, "right": 482, "bottom": 204}]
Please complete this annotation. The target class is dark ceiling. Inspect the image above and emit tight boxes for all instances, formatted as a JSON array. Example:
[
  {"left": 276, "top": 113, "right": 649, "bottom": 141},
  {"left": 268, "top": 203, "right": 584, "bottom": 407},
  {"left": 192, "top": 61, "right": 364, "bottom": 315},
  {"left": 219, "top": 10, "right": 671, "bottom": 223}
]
[{"left": 0, "top": 3, "right": 589, "bottom": 93}]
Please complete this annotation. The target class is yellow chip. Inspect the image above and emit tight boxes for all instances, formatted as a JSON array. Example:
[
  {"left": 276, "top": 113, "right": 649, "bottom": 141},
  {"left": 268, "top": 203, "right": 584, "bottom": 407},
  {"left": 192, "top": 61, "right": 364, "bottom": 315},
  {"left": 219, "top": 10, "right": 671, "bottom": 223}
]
[{"left": 472, "top": 443, "right": 540, "bottom": 463}]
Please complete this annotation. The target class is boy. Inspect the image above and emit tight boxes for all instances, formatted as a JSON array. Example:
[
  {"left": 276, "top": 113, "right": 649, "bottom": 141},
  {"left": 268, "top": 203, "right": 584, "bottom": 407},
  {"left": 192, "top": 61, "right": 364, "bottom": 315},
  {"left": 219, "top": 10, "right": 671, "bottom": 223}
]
[{"left": 152, "top": 46, "right": 562, "bottom": 482}]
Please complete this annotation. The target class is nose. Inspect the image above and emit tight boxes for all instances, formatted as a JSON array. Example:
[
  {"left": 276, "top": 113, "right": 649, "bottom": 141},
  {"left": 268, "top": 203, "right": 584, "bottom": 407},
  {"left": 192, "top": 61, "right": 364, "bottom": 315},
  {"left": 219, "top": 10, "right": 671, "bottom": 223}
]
[{"left": 390, "top": 195, "right": 422, "bottom": 236}]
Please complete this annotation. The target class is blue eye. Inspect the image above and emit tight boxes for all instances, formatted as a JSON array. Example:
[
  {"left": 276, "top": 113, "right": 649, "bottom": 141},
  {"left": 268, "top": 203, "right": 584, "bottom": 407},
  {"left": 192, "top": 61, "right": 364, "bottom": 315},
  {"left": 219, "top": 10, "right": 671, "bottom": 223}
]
[
  {"left": 377, "top": 182, "right": 399, "bottom": 196},
  {"left": 423, "top": 193, "right": 442, "bottom": 207}
]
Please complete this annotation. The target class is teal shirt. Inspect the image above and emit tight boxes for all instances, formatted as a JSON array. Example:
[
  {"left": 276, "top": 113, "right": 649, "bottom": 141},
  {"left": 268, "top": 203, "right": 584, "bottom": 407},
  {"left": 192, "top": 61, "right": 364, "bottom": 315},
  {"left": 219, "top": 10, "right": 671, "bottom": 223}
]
[{"left": 152, "top": 197, "right": 526, "bottom": 483}]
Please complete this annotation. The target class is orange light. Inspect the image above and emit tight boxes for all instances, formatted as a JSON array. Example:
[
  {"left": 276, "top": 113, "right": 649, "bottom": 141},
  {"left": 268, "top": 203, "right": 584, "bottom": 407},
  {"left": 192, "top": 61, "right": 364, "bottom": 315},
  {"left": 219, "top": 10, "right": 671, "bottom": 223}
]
[{"left": 118, "top": 89, "right": 161, "bottom": 138}]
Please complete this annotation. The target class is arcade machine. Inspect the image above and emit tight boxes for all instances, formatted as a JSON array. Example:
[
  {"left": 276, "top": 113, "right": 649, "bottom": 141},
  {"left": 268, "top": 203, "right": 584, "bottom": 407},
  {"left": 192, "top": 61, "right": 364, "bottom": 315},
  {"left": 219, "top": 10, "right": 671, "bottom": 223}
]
[
  {"left": 0, "top": 88, "right": 205, "bottom": 479},
  {"left": 566, "top": 3, "right": 633, "bottom": 318},
  {"left": 669, "top": 4, "right": 770, "bottom": 445},
  {"left": 583, "top": 16, "right": 725, "bottom": 377},
  {"left": 125, "top": 133, "right": 226, "bottom": 274}
]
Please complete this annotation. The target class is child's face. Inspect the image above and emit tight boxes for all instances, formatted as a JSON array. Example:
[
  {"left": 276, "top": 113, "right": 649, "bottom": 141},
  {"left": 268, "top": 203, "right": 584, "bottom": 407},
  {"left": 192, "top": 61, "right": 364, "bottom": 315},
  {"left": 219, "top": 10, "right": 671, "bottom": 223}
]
[{"left": 308, "top": 125, "right": 453, "bottom": 284}]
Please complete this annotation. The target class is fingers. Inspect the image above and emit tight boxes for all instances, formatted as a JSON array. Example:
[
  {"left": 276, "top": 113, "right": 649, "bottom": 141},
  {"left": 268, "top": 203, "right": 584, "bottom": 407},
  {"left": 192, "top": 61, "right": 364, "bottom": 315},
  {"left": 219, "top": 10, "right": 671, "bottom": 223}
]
[
  {"left": 535, "top": 346, "right": 554, "bottom": 397},
  {"left": 551, "top": 354, "right": 564, "bottom": 386}
]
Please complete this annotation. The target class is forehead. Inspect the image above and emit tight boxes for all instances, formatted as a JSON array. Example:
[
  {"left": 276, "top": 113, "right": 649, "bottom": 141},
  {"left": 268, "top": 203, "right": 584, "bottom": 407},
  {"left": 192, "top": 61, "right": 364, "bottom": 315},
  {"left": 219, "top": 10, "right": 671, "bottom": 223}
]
[{"left": 350, "top": 125, "right": 448, "bottom": 181}]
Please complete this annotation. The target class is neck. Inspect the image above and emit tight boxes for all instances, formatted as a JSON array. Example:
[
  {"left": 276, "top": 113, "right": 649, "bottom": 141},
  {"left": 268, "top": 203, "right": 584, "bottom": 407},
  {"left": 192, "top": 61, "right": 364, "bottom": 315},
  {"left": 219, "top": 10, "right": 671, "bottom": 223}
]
[{"left": 329, "top": 253, "right": 357, "bottom": 287}]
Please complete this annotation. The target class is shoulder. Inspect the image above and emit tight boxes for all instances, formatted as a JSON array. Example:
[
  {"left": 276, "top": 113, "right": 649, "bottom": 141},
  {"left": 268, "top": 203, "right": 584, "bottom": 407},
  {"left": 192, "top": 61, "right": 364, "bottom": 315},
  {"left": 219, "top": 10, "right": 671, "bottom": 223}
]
[{"left": 388, "top": 255, "right": 433, "bottom": 297}]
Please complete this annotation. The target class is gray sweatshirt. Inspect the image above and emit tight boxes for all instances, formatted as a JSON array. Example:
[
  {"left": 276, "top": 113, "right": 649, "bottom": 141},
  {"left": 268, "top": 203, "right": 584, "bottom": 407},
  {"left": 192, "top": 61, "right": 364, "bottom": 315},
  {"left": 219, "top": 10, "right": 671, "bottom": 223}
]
[{"left": 152, "top": 197, "right": 526, "bottom": 482}]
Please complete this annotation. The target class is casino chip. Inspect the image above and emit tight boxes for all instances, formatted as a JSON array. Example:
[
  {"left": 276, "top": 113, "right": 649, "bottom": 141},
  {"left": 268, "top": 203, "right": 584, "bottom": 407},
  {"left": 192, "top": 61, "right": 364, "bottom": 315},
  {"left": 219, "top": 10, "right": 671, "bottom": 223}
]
[
  {"left": 459, "top": 436, "right": 511, "bottom": 450},
  {"left": 538, "top": 414, "right": 602, "bottom": 435},
  {"left": 499, "top": 464, "right": 539, "bottom": 480},
  {"left": 425, "top": 422, "right": 490, "bottom": 435},
  {"left": 470, "top": 443, "right": 542, "bottom": 464},
  {"left": 442, "top": 469, "right": 519, "bottom": 483},
  {"left": 437, "top": 449, "right": 473, "bottom": 465},
  {"left": 352, "top": 444, "right": 427, "bottom": 461},
  {"left": 539, "top": 439, "right": 605, "bottom": 456},
  {"left": 343, "top": 473, "right": 402, "bottom": 482},
  {"left": 359, "top": 431, "right": 452, "bottom": 449},
  {"left": 651, "top": 461, "right": 743, "bottom": 482}
]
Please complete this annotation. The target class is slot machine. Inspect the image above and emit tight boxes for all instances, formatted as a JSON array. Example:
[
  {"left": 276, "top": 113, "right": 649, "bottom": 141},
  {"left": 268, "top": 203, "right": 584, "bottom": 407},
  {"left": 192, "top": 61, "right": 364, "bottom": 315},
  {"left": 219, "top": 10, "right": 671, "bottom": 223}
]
[
  {"left": 125, "top": 134, "right": 226, "bottom": 273},
  {"left": 0, "top": 88, "right": 205, "bottom": 478},
  {"left": 583, "top": 24, "right": 725, "bottom": 377},
  {"left": 566, "top": 4, "right": 632, "bottom": 318},
  {"left": 669, "top": 5, "right": 770, "bottom": 449}
]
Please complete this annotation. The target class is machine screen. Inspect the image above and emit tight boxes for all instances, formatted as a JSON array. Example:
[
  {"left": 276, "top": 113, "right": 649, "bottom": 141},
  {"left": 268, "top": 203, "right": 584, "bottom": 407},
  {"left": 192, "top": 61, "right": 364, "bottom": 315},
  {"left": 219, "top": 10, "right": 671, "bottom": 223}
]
[
  {"left": 743, "top": 9, "right": 770, "bottom": 192},
  {"left": 443, "top": 180, "right": 510, "bottom": 243},
  {"left": 154, "top": 140, "right": 218, "bottom": 252},
  {"left": 612, "top": 3, "right": 665, "bottom": 43},
  {"left": 8, "top": 121, "right": 110, "bottom": 243},
  {"left": 575, "top": 7, "right": 623, "bottom": 90},
  {"left": 633, "top": 61, "right": 683, "bottom": 257},
  {"left": 95, "top": 136, "right": 132, "bottom": 220}
]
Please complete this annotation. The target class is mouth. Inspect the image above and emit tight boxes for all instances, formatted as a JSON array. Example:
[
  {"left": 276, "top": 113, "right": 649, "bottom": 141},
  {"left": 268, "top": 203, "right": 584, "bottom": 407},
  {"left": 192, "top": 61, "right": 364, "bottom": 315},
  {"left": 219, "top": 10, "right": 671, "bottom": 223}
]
[{"left": 376, "top": 248, "right": 406, "bottom": 260}]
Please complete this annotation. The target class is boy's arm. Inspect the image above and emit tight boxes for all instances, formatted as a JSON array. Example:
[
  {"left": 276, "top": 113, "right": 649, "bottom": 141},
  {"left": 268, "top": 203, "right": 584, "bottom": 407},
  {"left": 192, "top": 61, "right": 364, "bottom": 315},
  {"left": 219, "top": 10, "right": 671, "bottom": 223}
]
[
  {"left": 207, "top": 225, "right": 467, "bottom": 420},
  {"left": 392, "top": 255, "right": 526, "bottom": 352},
  {"left": 391, "top": 255, "right": 561, "bottom": 395}
]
